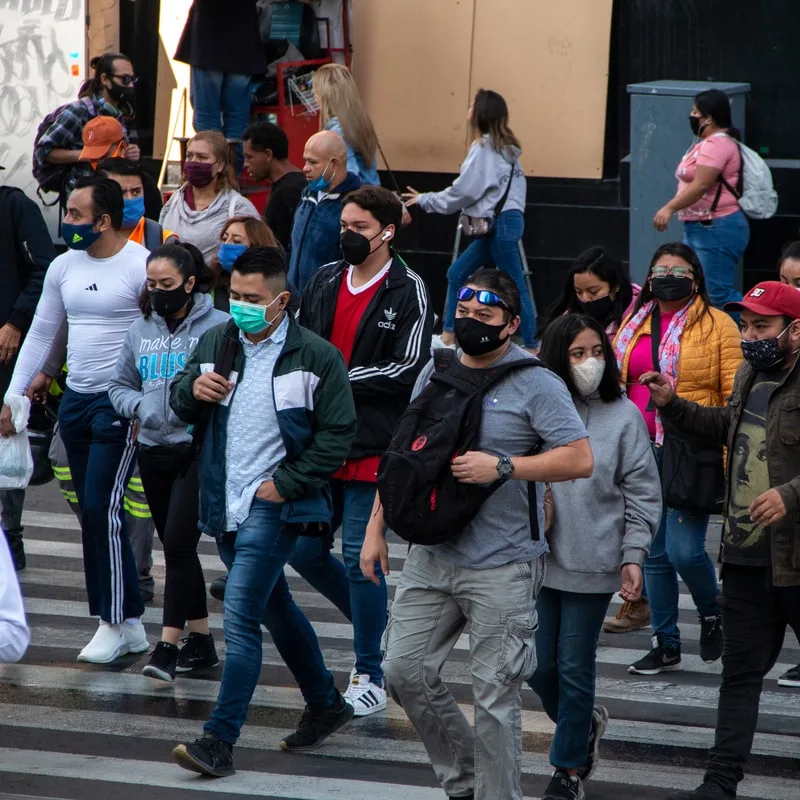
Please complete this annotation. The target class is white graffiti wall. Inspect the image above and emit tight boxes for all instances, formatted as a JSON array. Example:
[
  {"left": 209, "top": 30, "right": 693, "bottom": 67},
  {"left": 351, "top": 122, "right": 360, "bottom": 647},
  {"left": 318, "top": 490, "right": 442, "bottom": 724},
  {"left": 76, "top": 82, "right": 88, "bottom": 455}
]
[{"left": 0, "top": 0, "right": 86, "bottom": 235}]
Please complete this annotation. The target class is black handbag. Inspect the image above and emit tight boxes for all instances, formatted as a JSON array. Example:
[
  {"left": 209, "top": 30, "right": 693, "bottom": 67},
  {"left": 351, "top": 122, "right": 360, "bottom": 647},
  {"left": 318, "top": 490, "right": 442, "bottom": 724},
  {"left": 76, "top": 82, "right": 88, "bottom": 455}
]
[{"left": 650, "top": 308, "right": 725, "bottom": 514}]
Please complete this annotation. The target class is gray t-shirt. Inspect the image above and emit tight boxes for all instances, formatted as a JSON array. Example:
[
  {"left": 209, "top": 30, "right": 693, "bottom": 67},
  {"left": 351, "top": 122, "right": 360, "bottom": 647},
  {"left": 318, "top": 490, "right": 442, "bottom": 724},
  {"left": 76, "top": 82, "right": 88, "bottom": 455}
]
[{"left": 410, "top": 344, "right": 588, "bottom": 569}]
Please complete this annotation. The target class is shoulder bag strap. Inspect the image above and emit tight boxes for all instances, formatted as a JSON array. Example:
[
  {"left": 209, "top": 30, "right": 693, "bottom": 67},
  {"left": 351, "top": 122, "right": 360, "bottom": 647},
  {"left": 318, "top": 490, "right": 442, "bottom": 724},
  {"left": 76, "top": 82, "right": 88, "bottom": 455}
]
[
  {"left": 646, "top": 306, "right": 661, "bottom": 412},
  {"left": 377, "top": 139, "right": 401, "bottom": 194},
  {"left": 493, "top": 161, "right": 516, "bottom": 219}
]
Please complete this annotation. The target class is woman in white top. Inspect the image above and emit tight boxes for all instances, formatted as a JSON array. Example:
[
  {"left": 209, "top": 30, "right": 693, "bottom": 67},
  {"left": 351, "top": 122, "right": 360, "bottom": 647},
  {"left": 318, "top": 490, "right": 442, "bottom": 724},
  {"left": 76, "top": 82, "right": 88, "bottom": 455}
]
[{"left": 159, "top": 130, "right": 258, "bottom": 263}]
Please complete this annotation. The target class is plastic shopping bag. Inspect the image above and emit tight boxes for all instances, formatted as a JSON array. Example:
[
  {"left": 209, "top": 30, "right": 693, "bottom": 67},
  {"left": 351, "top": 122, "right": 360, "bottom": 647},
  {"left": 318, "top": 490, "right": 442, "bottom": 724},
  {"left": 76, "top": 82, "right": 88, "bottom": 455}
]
[{"left": 0, "top": 396, "right": 33, "bottom": 490}]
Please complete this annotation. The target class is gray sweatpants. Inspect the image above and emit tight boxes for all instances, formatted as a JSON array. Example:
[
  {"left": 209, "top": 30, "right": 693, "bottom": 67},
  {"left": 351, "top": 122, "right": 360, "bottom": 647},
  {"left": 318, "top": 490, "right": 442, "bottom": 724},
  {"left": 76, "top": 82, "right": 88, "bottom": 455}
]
[{"left": 383, "top": 546, "right": 545, "bottom": 800}]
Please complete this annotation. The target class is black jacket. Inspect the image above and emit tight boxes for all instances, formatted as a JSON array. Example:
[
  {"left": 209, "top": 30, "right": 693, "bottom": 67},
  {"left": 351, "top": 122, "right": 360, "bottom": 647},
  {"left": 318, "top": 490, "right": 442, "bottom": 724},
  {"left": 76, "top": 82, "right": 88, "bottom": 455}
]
[
  {"left": 0, "top": 187, "right": 54, "bottom": 332},
  {"left": 175, "top": 0, "right": 267, "bottom": 76},
  {"left": 299, "top": 256, "right": 433, "bottom": 459}
]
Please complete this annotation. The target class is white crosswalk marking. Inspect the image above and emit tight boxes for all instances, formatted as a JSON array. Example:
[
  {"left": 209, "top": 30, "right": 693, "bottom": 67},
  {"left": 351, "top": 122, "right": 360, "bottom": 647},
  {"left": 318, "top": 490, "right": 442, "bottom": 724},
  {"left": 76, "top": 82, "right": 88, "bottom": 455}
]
[{"left": 3, "top": 499, "right": 799, "bottom": 800}]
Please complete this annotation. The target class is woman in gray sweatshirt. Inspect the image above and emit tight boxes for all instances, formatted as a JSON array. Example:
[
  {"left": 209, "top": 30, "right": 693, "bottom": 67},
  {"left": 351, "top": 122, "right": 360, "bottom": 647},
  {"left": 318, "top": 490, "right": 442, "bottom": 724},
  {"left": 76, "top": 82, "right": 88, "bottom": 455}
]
[
  {"left": 109, "top": 243, "right": 229, "bottom": 682},
  {"left": 528, "top": 314, "right": 662, "bottom": 800}
]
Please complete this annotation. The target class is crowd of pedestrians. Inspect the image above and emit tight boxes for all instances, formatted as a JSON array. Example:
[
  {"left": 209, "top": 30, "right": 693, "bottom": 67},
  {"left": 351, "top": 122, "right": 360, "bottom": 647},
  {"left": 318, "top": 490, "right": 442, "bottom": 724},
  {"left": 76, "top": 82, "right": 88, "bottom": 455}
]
[{"left": 2, "top": 35, "right": 799, "bottom": 800}]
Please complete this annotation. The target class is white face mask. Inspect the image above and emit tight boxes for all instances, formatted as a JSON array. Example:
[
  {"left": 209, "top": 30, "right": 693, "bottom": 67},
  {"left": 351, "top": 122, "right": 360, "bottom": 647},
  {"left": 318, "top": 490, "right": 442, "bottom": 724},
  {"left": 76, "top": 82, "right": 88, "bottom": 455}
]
[{"left": 571, "top": 357, "right": 605, "bottom": 397}]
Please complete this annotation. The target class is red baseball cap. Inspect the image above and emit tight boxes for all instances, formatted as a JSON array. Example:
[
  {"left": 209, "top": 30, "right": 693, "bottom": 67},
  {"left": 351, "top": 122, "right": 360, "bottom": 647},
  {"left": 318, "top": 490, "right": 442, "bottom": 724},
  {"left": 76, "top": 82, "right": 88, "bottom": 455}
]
[{"left": 725, "top": 281, "right": 800, "bottom": 319}]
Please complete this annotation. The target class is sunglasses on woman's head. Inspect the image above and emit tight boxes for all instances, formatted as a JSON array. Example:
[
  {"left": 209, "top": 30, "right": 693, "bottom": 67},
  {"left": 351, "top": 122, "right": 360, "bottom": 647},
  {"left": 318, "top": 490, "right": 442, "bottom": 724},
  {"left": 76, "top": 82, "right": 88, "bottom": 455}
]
[{"left": 457, "top": 287, "right": 511, "bottom": 313}]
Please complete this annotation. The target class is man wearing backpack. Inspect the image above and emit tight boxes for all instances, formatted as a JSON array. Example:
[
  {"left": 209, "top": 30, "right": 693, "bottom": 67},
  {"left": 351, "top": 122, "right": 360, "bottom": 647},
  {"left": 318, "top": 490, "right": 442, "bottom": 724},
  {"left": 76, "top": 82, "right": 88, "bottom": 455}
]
[
  {"left": 0, "top": 172, "right": 55, "bottom": 571},
  {"left": 361, "top": 268, "right": 593, "bottom": 800},
  {"left": 642, "top": 282, "right": 800, "bottom": 800},
  {"left": 293, "top": 186, "right": 432, "bottom": 716}
]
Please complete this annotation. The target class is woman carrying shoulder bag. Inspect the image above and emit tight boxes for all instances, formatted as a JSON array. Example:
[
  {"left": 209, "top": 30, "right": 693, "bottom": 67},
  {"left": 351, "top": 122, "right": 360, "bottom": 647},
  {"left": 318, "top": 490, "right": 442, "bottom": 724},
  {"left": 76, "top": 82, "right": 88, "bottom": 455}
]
[
  {"left": 403, "top": 89, "right": 536, "bottom": 349},
  {"left": 612, "top": 242, "right": 741, "bottom": 674}
]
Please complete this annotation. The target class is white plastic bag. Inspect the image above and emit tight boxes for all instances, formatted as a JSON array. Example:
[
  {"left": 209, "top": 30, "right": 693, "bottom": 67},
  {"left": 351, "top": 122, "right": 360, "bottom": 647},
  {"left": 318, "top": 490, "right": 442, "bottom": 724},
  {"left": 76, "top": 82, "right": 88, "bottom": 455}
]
[{"left": 0, "top": 396, "right": 33, "bottom": 490}]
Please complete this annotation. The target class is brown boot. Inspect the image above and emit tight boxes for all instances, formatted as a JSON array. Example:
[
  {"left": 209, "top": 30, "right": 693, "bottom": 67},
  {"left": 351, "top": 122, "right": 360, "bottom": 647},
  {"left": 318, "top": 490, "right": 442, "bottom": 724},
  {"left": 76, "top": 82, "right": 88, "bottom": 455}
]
[{"left": 602, "top": 598, "right": 650, "bottom": 633}]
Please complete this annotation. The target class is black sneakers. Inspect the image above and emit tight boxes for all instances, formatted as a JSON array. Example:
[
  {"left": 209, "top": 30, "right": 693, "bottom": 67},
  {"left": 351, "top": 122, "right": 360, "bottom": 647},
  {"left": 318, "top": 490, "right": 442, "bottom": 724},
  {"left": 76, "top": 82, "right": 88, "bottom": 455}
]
[
  {"left": 666, "top": 781, "right": 736, "bottom": 799},
  {"left": 173, "top": 733, "right": 234, "bottom": 777},
  {"left": 209, "top": 575, "right": 227, "bottom": 602},
  {"left": 142, "top": 641, "right": 179, "bottom": 682},
  {"left": 777, "top": 662, "right": 800, "bottom": 687},
  {"left": 176, "top": 632, "right": 220, "bottom": 673},
  {"left": 542, "top": 770, "right": 585, "bottom": 800},
  {"left": 628, "top": 636, "right": 681, "bottom": 675},
  {"left": 280, "top": 693, "right": 354, "bottom": 751},
  {"left": 577, "top": 705, "right": 609, "bottom": 781},
  {"left": 699, "top": 615, "right": 723, "bottom": 663}
]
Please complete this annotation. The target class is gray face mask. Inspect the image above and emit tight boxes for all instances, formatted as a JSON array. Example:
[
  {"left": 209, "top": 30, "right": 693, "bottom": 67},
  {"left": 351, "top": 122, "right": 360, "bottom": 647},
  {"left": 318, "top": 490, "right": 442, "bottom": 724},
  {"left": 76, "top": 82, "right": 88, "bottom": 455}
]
[{"left": 570, "top": 357, "right": 605, "bottom": 396}]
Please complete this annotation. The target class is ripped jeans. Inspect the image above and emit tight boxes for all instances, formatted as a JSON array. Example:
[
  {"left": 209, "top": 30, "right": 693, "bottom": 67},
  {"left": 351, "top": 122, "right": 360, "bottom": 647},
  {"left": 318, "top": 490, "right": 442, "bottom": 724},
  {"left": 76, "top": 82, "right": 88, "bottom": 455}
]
[{"left": 383, "top": 546, "right": 544, "bottom": 800}]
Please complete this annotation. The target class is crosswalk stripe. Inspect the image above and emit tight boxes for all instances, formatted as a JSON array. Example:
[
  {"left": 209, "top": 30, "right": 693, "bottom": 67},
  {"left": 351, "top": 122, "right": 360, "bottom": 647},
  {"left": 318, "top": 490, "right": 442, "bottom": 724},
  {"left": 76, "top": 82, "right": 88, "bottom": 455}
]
[{"left": 5, "top": 500, "right": 800, "bottom": 800}]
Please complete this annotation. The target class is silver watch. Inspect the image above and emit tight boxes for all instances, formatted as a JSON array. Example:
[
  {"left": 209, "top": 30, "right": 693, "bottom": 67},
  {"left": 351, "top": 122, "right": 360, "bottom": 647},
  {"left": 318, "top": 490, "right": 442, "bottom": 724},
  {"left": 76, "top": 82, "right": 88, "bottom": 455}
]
[{"left": 496, "top": 456, "right": 514, "bottom": 482}]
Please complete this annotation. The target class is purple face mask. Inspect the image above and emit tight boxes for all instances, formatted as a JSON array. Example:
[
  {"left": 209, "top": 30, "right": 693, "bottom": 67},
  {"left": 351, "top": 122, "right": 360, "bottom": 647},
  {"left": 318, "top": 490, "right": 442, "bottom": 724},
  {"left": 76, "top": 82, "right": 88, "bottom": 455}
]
[{"left": 183, "top": 161, "right": 216, "bottom": 188}]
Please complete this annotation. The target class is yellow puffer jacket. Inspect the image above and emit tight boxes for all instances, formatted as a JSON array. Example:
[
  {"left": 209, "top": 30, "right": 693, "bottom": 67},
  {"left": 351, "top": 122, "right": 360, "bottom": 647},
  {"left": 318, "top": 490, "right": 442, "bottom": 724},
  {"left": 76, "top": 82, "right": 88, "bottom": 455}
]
[{"left": 617, "top": 297, "right": 742, "bottom": 407}]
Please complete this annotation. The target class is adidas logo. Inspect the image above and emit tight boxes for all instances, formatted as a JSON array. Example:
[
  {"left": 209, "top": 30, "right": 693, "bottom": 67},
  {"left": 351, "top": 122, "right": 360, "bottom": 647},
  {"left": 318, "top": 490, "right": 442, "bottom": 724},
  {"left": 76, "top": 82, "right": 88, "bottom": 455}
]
[
  {"left": 85, "top": 283, "right": 98, "bottom": 291},
  {"left": 378, "top": 306, "right": 397, "bottom": 330}
]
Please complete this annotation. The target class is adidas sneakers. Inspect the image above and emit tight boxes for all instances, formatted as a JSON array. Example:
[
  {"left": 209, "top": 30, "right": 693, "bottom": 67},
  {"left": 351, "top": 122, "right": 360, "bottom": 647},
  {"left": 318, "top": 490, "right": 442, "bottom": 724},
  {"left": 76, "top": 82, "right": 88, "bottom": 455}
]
[{"left": 343, "top": 673, "right": 387, "bottom": 717}]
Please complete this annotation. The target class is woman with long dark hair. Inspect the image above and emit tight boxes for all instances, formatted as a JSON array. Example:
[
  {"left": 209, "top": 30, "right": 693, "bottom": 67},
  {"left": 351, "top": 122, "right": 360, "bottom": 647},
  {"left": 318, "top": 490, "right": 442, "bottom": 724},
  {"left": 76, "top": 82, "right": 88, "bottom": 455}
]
[
  {"left": 402, "top": 89, "right": 536, "bottom": 348},
  {"left": 109, "top": 243, "right": 229, "bottom": 681},
  {"left": 610, "top": 242, "right": 741, "bottom": 673},
  {"left": 530, "top": 313, "right": 660, "bottom": 800},
  {"left": 653, "top": 89, "right": 750, "bottom": 308},
  {"left": 544, "top": 246, "right": 638, "bottom": 338}
]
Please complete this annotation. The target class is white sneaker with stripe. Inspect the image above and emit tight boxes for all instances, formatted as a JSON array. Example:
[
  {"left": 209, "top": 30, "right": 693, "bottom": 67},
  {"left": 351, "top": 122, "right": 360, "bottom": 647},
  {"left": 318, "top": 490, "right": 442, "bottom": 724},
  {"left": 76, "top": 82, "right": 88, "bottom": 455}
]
[{"left": 343, "top": 673, "right": 387, "bottom": 717}]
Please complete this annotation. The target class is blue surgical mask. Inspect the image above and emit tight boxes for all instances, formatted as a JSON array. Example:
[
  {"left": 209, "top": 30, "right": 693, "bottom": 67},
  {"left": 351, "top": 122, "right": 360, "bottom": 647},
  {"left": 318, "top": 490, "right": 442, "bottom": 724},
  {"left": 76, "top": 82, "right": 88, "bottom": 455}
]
[
  {"left": 217, "top": 242, "right": 248, "bottom": 273},
  {"left": 122, "top": 196, "right": 145, "bottom": 228},
  {"left": 308, "top": 159, "right": 334, "bottom": 192},
  {"left": 62, "top": 222, "right": 101, "bottom": 251}
]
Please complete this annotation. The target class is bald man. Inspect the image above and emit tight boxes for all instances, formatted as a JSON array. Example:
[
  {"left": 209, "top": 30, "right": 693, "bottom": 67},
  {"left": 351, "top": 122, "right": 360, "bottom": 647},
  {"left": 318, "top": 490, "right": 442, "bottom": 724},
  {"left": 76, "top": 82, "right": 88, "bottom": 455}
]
[{"left": 288, "top": 131, "right": 362, "bottom": 293}]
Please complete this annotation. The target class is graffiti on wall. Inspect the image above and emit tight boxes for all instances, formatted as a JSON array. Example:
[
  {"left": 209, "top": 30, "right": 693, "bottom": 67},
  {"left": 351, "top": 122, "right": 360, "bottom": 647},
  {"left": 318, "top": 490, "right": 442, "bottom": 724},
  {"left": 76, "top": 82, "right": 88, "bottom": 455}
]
[{"left": 0, "top": 0, "right": 84, "bottom": 197}]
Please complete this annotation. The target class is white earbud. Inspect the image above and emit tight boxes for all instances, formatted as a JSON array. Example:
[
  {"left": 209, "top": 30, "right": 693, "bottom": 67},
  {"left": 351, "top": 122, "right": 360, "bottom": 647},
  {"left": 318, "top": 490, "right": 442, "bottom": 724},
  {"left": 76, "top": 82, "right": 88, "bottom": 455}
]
[{"left": 382, "top": 230, "right": 392, "bottom": 241}]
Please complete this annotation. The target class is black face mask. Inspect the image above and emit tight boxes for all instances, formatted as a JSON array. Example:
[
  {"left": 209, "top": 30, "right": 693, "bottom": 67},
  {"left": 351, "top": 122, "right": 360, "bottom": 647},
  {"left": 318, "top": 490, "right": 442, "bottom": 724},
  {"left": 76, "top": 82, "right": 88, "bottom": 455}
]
[
  {"left": 579, "top": 294, "right": 614, "bottom": 323},
  {"left": 689, "top": 115, "right": 703, "bottom": 136},
  {"left": 107, "top": 80, "right": 136, "bottom": 116},
  {"left": 151, "top": 285, "right": 190, "bottom": 318},
  {"left": 651, "top": 276, "right": 694, "bottom": 302},
  {"left": 454, "top": 316, "right": 510, "bottom": 356},
  {"left": 340, "top": 228, "right": 386, "bottom": 266}
]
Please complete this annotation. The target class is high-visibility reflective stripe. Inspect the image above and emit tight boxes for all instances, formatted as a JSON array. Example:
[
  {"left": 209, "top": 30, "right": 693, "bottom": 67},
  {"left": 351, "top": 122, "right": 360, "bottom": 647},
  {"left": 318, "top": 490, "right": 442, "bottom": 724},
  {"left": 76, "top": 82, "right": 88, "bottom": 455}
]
[
  {"left": 126, "top": 478, "right": 144, "bottom": 491},
  {"left": 52, "top": 467, "right": 71, "bottom": 478},
  {"left": 122, "top": 499, "right": 152, "bottom": 519}
]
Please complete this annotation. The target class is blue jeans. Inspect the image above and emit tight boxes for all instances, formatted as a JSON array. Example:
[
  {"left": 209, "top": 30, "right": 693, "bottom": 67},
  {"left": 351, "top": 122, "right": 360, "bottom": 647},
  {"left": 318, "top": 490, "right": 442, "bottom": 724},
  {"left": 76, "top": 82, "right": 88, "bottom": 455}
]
[
  {"left": 190, "top": 68, "right": 252, "bottom": 169},
  {"left": 644, "top": 504, "right": 720, "bottom": 650},
  {"left": 205, "top": 499, "right": 338, "bottom": 744},
  {"left": 285, "top": 480, "right": 386, "bottom": 683},
  {"left": 528, "top": 587, "right": 613, "bottom": 769},
  {"left": 58, "top": 389, "right": 142, "bottom": 624},
  {"left": 683, "top": 210, "right": 750, "bottom": 309},
  {"left": 444, "top": 210, "right": 537, "bottom": 347}
]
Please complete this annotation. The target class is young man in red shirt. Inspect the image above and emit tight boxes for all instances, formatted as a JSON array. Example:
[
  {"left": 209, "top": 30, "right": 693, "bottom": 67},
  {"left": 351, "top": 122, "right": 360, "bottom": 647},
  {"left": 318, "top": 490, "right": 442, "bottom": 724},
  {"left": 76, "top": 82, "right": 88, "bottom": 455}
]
[{"left": 289, "top": 186, "right": 433, "bottom": 714}]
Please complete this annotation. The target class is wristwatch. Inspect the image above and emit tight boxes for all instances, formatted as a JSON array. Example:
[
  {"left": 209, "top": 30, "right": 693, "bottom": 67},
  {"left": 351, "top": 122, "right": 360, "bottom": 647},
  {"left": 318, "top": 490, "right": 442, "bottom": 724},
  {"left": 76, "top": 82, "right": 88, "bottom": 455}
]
[{"left": 496, "top": 456, "right": 514, "bottom": 482}]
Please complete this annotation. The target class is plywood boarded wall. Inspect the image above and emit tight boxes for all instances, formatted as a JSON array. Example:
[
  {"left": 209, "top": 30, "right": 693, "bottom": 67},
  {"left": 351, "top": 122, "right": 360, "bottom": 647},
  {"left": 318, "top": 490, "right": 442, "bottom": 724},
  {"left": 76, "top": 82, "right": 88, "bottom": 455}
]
[{"left": 352, "top": 0, "right": 613, "bottom": 178}]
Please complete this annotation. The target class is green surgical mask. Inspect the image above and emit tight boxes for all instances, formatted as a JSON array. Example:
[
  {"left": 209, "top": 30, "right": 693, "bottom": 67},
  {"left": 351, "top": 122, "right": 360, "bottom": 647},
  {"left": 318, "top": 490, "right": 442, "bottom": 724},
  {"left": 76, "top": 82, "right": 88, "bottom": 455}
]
[{"left": 229, "top": 296, "right": 284, "bottom": 334}]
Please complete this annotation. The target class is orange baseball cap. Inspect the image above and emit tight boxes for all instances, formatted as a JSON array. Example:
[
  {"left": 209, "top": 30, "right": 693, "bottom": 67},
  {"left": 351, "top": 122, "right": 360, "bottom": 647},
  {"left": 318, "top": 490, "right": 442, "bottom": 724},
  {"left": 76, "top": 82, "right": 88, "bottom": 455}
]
[{"left": 80, "top": 116, "right": 125, "bottom": 161}]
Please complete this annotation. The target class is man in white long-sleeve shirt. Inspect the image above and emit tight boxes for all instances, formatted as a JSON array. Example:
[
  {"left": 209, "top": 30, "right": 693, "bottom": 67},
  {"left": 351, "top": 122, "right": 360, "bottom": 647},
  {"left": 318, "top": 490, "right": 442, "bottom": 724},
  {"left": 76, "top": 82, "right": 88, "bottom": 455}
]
[
  {"left": 0, "top": 527, "right": 29, "bottom": 662},
  {"left": 0, "top": 176, "right": 149, "bottom": 664}
]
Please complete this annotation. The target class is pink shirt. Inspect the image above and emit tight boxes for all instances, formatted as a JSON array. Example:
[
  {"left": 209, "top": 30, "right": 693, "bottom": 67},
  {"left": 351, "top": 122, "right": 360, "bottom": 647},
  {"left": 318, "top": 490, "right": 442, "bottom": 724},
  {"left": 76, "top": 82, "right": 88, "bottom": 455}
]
[
  {"left": 626, "top": 310, "right": 676, "bottom": 439},
  {"left": 676, "top": 134, "right": 741, "bottom": 222}
]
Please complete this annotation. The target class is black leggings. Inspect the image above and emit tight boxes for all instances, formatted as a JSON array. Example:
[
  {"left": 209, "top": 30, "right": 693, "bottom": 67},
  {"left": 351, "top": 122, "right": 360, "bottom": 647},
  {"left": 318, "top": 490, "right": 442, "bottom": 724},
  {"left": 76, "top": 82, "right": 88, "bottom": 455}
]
[{"left": 137, "top": 445, "right": 207, "bottom": 630}]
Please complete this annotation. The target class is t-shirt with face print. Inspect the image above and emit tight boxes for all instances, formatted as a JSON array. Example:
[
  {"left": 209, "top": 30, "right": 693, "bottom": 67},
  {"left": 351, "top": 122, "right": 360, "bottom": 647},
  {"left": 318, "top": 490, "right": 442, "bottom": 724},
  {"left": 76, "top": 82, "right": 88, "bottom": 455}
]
[{"left": 723, "top": 372, "right": 781, "bottom": 566}]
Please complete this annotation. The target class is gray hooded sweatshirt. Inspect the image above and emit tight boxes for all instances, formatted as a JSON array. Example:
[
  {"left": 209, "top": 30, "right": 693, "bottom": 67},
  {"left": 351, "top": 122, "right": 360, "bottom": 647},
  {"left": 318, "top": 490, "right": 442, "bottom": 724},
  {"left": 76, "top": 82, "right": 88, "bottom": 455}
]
[
  {"left": 417, "top": 135, "right": 526, "bottom": 218},
  {"left": 109, "top": 293, "right": 229, "bottom": 447},
  {"left": 546, "top": 393, "right": 662, "bottom": 594}
]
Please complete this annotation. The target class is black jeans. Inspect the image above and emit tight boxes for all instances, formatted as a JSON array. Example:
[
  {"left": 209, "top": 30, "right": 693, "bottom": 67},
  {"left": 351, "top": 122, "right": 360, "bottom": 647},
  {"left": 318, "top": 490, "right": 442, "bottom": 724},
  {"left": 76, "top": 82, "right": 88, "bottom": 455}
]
[
  {"left": 137, "top": 445, "right": 207, "bottom": 630},
  {"left": 0, "top": 363, "right": 24, "bottom": 545},
  {"left": 706, "top": 563, "right": 800, "bottom": 793}
]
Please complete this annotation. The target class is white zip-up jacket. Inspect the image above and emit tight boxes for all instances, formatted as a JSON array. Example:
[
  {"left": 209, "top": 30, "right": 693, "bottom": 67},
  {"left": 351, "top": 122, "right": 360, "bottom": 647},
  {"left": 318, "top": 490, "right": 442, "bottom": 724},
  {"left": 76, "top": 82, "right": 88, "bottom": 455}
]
[{"left": 0, "top": 532, "right": 29, "bottom": 662}]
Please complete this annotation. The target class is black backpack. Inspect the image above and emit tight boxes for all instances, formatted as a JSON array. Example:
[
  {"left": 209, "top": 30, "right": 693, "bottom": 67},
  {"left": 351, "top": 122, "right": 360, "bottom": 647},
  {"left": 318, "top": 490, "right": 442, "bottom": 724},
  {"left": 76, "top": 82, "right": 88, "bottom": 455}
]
[{"left": 377, "top": 348, "right": 544, "bottom": 545}]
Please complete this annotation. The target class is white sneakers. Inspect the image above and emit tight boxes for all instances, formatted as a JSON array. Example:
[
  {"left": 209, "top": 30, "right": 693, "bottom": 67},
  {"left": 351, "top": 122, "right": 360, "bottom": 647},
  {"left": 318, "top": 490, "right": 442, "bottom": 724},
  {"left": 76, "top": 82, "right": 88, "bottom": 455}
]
[
  {"left": 344, "top": 673, "right": 387, "bottom": 717},
  {"left": 77, "top": 620, "right": 149, "bottom": 664}
]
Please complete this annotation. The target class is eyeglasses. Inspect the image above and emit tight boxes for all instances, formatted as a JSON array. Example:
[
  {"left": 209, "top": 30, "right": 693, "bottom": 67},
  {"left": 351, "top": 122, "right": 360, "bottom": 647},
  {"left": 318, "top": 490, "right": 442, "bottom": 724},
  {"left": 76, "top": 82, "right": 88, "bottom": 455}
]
[
  {"left": 651, "top": 265, "right": 693, "bottom": 279},
  {"left": 112, "top": 74, "right": 139, "bottom": 87},
  {"left": 457, "top": 287, "right": 511, "bottom": 313}
]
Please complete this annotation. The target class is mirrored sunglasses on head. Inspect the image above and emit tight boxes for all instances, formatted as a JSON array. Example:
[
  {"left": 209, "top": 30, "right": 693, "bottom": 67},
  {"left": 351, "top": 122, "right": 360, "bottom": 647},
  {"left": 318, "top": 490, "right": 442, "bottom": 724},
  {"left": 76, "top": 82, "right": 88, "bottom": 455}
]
[{"left": 457, "top": 287, "right": 511, "bottom": 313}]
